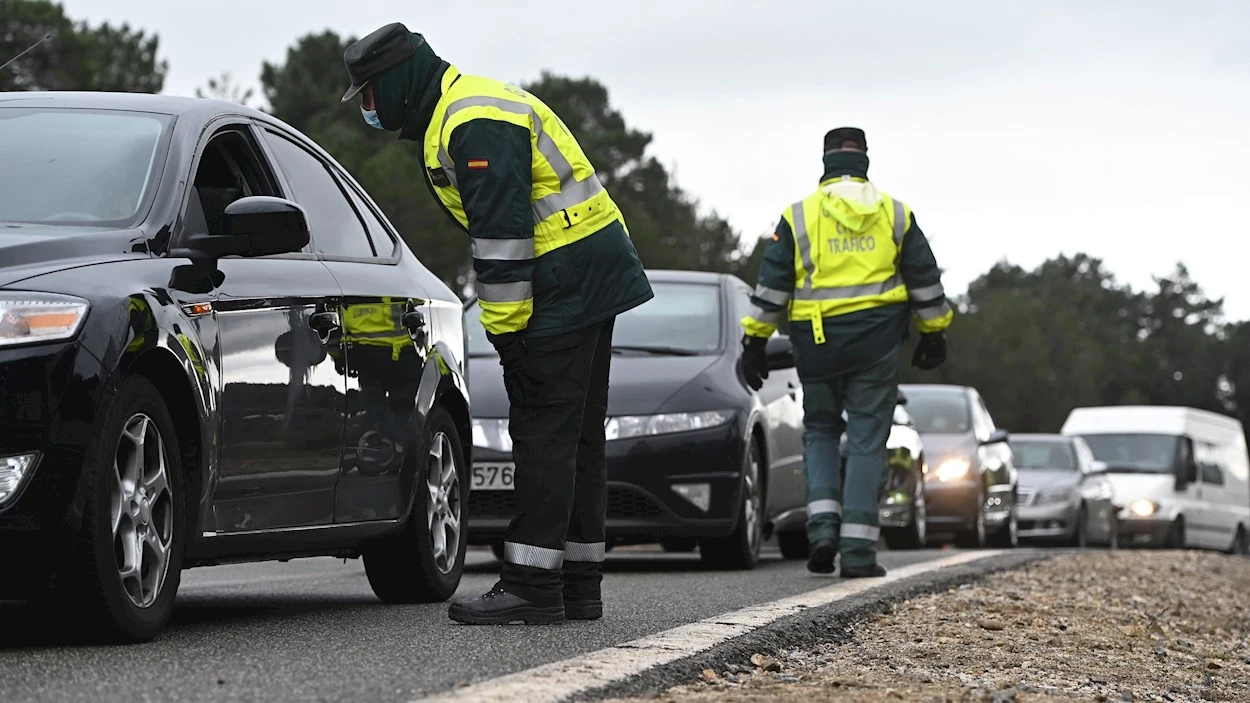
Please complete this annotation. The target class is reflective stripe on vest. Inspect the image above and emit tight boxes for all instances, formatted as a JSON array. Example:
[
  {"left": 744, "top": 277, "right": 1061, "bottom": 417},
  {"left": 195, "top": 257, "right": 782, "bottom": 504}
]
[
  {"left": 434, "top": 95, "right": 606, "bottom": 225},
  {"left": 791, "top": 198, "right": 907, "bottom": 302}
]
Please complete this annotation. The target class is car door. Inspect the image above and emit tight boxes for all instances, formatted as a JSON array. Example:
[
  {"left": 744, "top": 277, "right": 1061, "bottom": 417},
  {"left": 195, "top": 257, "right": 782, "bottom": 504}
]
[
  {"left": 257, "top": 126, "right": 433, "bottom": 524},
  {"left": 970, "top": 390, "right": 1014, "bottom": 502},
  {"left": 727, "top": 280, "right": 804, "bottom": 516},
  {"left": 182, "top": 121, "right": 347, "bottom": 533}
]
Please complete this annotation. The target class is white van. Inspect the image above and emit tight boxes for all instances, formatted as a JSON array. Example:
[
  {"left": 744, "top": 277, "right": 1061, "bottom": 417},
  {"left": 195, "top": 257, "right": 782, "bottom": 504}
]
[{"left": 1060, "top": 405, "right": 1250, "bottom": 553}]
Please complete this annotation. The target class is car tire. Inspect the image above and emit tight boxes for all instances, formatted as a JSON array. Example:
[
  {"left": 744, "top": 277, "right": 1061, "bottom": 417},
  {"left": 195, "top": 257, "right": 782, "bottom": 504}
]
[
  {"left": 363, "top": 405, "right": 467, "bottom": 603},
  {"left": 1228, "top": 526, "right": 1249, "bottom": 557},
  {"left": 1106, "top": 514, "right": 1120, "bottom": 550},
  {"left": 954, "top": 492, "right": 988, "bottom": 549},
  {"left": 699, "top": 434, "right": 763, "bottom": 570},
  {"left": 883, "top": 484, "right": 927, "bottom": 550},
  {"left": 1164, "top": 517, "right": 1185, "bottom": 549},
  {"left": 776, "top": 530, "right": 809, "bottom": 560},
  {"left": 56, "top": 375, "right": 186, "bottom": 644},
  {"left": 1068, "top": 504, "right": 1089, "bottom": 549}
]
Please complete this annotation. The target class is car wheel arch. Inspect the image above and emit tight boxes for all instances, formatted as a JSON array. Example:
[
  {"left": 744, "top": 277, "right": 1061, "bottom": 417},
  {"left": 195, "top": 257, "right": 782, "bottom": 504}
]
[{"left": 114, "top": 346, "right": 206, "bottom": 544}]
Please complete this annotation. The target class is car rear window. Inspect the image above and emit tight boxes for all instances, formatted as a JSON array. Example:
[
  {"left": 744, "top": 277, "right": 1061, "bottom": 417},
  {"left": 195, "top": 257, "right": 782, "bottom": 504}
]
[{"left": 0, "top": 107, "right": 172, "bottom": 227}]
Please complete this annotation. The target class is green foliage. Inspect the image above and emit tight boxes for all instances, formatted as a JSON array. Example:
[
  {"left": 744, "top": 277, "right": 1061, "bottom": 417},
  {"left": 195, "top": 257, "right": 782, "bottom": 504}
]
[{"left": 0, "top": 0, "right": 167, "bottom": 92}]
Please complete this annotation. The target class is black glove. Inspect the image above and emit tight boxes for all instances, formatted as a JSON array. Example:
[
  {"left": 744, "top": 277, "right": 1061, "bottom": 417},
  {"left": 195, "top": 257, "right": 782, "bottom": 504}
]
[
  {"left": 486, "top": 331, "right": 526, "bottom": 371},
  {"left": 740, "top": 335, "right": 769, "bottom": 391},
  {"left": 911, "top": 332, "right": 947, "bottom": 370}
]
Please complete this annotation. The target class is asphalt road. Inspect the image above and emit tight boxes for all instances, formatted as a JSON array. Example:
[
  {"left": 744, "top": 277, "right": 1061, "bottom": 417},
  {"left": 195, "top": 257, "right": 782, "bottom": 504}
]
[{"left": 0, "top": 545, "right": 966, "bottom": 703}]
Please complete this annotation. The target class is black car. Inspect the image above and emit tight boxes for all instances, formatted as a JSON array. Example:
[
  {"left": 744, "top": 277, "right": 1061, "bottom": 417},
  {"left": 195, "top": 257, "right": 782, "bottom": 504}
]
[
  {"left": 462, "top": 270, "right": 807, "bottom": 569},
  {"left": 898, "top": 383, "right": 1019, "bottom": 548},
  {"left": 0, "top": 92, "right": 472, "bottom": 642}
]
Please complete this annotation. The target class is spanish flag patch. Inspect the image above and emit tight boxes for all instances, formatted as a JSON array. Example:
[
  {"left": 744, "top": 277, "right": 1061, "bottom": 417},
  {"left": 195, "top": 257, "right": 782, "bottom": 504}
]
[{"left": 467, "top": 158, "right": 489, "bottom": 170}]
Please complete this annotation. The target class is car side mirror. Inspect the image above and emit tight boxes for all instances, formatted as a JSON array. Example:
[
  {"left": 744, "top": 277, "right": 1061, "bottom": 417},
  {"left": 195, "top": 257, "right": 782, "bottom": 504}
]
[
  {"left": 982, "top": 428, "right": 1009, "bottom": 445},
  {"left": 765, "top": 334, "right": 795, "bottom": 370},
  {"left": 171, "top": 196, "right": 310, "bottom": 260},
  {"left": 896, "top": 389, "right": 908, "bottom": 406},
  {"left": 1088, "top": 460, "right": 1108, "bottom": 475}
]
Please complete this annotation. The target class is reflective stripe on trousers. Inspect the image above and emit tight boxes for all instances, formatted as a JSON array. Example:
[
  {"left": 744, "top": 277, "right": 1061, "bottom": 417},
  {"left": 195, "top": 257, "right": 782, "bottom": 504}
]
[
  {"left": 504, "top": 541, "right": 563, "bottom": 570},
  {"left": 791, "top": 197, "right": 906, "bottom": 299},
  {"left": 564, "top": 541, "right": 606, "bottom": 563},
  {"left": 841, "top": 523, "right": 880, "bottom": 541},
  {"left": 435, "top": 95, "right": 605, "bottom": 223},
  {"left": 806, "top": 499, "right": 843, "bottom": 518}
]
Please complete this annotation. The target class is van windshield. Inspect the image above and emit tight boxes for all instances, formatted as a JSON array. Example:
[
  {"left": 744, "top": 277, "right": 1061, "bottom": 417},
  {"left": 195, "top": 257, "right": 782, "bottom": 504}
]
[{"left": 1079, "top": 433, "right": 1180, "bottom": 473}]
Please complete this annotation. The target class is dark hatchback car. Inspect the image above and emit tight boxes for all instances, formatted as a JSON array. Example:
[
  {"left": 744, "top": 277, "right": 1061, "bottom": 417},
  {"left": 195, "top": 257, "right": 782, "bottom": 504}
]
[
  {"left": 0, "top": 92, "right": 472, "bottom": 642},
  {"left": 463, "top": 270, "right": 807, "bottom": 569},
  {"left": 897, "top": 383, "right": 1019, "bottom": 548}
]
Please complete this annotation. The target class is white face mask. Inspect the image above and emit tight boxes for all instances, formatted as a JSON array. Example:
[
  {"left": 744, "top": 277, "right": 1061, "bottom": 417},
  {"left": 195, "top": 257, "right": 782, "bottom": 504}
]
[{"left": 361, "top": 107, "right": 383, "bottom": 129}]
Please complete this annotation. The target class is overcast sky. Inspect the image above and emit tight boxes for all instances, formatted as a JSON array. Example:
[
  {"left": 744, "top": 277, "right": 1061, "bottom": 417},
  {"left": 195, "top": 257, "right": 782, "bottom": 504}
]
[{"left": 61, "top": 0, "right": 1250, "bottom": 318}]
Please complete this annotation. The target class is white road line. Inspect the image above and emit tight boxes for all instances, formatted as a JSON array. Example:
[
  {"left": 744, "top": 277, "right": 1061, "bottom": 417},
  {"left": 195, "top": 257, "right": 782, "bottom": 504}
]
[{"left": 415, "top": 550, "right": 1007, "bottom": 703}]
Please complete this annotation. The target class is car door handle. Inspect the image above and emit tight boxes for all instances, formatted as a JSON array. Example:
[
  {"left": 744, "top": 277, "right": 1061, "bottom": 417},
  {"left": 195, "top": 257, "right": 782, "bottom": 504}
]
[
  {"left": 402, "top": 310, "right": 425, "bottom": 330},
  {"left": 308, "top": 311, "right": 341, "bottom": 338}
]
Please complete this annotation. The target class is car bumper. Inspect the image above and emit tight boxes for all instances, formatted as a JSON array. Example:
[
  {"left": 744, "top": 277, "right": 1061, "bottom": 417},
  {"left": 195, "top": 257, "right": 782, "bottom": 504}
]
[
  {"left": 920, "top": 478, "right": 980, "bottom": 530},
  {"left": 466, "top": 421, "right": 745, "bottom": 544},
  {"left": 1117, "top": 517, "right": 1174, "bottom": 547},
  {"left": 0, "top": 341, "right": 104, "bottom": 537},
  {"left": 1017, "top": 501, "right": 1077, "bottom": 539}
]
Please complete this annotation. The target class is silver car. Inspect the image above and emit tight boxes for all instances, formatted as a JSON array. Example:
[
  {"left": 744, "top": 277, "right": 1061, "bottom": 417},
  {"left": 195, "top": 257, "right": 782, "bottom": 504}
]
[{"left": 1009, "top": 433, "right": 1118, "bottom": 547}]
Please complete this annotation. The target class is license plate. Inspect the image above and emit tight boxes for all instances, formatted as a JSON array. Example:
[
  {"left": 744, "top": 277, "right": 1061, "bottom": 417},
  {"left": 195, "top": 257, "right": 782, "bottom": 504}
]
[{"left": 471, "top": 463, "right": 515, "bottom": 491}]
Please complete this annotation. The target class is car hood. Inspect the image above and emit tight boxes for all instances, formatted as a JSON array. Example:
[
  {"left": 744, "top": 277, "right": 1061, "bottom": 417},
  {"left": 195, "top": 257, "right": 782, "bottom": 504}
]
[
  {"left": 916, "top": 433, "right": 979, "bottom": 461},
  {"left": 0, "top": 223, "right": 146, "bottom": 287},
  {"left": 1017, "top": 469, "right": 1080, "bottom": 491},
  {"left": 468, "top": 353, "right": 719, "bottom": 419},
  {"left": 1102, "top": 471, "right": 1174, "bottom": 501}
]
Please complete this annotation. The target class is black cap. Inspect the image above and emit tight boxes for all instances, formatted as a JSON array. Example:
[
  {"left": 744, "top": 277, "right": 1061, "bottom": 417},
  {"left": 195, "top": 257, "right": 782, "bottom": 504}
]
[
  {"left": 824, "top": 127, "right": 867, "bottom": 153},
  {"left": 340, "top": 22, "right": 421, "bottom": 103}
]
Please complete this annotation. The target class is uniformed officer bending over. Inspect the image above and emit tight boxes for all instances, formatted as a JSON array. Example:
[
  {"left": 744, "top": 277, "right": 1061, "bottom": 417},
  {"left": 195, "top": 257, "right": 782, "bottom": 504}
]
[
  {"left": 740, "top": 127, "right": 951, "bottom": 577},
  {"left": 340, "top": 23, "right": 653, "bottom": 624}
]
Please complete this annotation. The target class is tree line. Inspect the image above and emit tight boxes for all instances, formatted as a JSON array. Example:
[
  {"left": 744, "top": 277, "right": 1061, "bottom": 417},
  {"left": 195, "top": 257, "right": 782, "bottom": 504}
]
[{"left": 6, "top": 0, "right": 1248, "bottom": 437}]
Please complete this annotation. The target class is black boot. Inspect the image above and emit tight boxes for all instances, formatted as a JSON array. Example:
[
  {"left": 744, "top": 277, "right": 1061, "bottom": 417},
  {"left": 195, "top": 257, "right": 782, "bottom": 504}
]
[
  {"left": 841, "top": 563, "right": 887, "bottom": 578},
  {"left": 807, "top": 539, "right": 837, "bottom": 574},
  {"left": 447, "top": 583, "right": 565, "bottom": 625}
]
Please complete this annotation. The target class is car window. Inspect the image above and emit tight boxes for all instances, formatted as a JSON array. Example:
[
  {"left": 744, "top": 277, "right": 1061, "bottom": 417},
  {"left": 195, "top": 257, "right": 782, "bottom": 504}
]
[
  {"left": 186, "top": 127, "right": 299, "bottom": 250},
  {"left": 341, "top": 178, "right": 395, "bottom": 257},
  {"left": 261, "top": 130, "right": 376, "bottom": 258},
  {"left": 900, "top": 391, "right": 971, "bottom": 434},
  {"left": 1080, "top": 433, "right": 1182, "bottom": 474},
  {"left": 1010, "top": 440, "right": 1078, "bottom": 471},
  {"left": 0, "top": 107, "right": 173, "bottom": 228}
]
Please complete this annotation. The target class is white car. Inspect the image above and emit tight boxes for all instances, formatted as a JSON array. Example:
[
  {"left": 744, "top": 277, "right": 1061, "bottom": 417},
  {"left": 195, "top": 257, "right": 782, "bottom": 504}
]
[{"left": 1061, "top": 405, "right": 1250, "bottom": 553}]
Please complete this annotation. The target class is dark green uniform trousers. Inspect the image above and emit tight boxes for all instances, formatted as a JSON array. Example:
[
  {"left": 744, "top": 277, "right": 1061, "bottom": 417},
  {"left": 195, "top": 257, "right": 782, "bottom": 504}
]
[
  {"left": 499, "top": 319, "right": 615, "bottom": 605},
  {"left": 800, "top": 345, "right": 900, "bottom": 568}
]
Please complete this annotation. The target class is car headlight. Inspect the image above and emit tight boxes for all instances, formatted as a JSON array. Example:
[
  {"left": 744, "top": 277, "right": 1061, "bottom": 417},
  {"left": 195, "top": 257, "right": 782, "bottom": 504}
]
[
  {"left": 1035, "top": 486, "right": 1075, "bottom": 504},
  {"left": 0, "top": 293, "right": 89, "bottom": 348},
  {"left": 471, "top": 418, "right": 511, "bottom": 452},
  {"left": 1128, "top": 499, "right": 1158, "bottom": 517},
  {"left": 605, "top": 410, "right": 734, "bottom": 441},
  {"left": 934, "top": 456, "right": 972, "bottom": 481}
]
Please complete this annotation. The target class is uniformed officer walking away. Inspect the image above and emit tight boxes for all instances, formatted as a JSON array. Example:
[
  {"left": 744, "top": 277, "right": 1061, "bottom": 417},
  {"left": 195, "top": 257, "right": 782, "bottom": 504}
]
[
  {"left": 739, "top": 127, "right": 952, "bottom": 578},
  {"left": 340, "top": 23, "right": 653, "bottom": 624}
]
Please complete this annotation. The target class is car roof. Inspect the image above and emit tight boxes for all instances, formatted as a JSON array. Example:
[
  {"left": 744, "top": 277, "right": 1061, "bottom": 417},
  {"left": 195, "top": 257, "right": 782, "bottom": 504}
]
[
  {"left": 0, "top": 90, "right": 275, "bottom": 124},
  {"left": 898, "top": 383, "right": 971, "bottom": 394},
  {"left": 1009, "top": 433, "right": 1071, "bottom": 443}
]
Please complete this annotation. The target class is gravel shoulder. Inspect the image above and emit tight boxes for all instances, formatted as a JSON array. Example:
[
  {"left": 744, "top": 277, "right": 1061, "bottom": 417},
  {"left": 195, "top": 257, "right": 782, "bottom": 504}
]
[{"left": 600, "top": 550, "right": 1250, "bottom": 703}]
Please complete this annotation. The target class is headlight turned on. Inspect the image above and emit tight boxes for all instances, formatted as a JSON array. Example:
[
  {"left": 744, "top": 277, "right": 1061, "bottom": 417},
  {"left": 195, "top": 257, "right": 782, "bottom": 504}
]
[
  {"left": 0, "top": 293, "right": 90, "bottom": 348},
  {"left": 934, "top": 456, "right": 972, "bottom": 482},
  {"left": 605, "top": 410, "right": 734, "bottom": 441},
  {"left": 1128, "top": 499, "right": 1159, "bottom": 517}
]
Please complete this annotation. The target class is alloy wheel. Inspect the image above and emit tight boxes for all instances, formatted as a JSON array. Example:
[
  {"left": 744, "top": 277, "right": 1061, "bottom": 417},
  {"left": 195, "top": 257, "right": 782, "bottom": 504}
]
[
  {"left": 425, "top": 431, "right": 462, "bottom": 575},
  {"left": 109, "top": 413, "right": 175, "bottom": 609}
]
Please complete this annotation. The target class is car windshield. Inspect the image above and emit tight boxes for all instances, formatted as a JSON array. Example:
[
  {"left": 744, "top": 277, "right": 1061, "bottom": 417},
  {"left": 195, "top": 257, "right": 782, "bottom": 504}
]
[
  {"left": 0, "top": 107, "right": 172, "bottom": 227},
  {"left": 464, "top": 280, "right": 722, "bottom": 356},
  {"left": 1079, "top": 433, "right": 1180, "bottom": 473},
  {"left": 900, "top": 390, "right": 971, "bottom": 434},
  {"left": 1010, "top": 440, "right": 1078, "bottom": 471}
]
